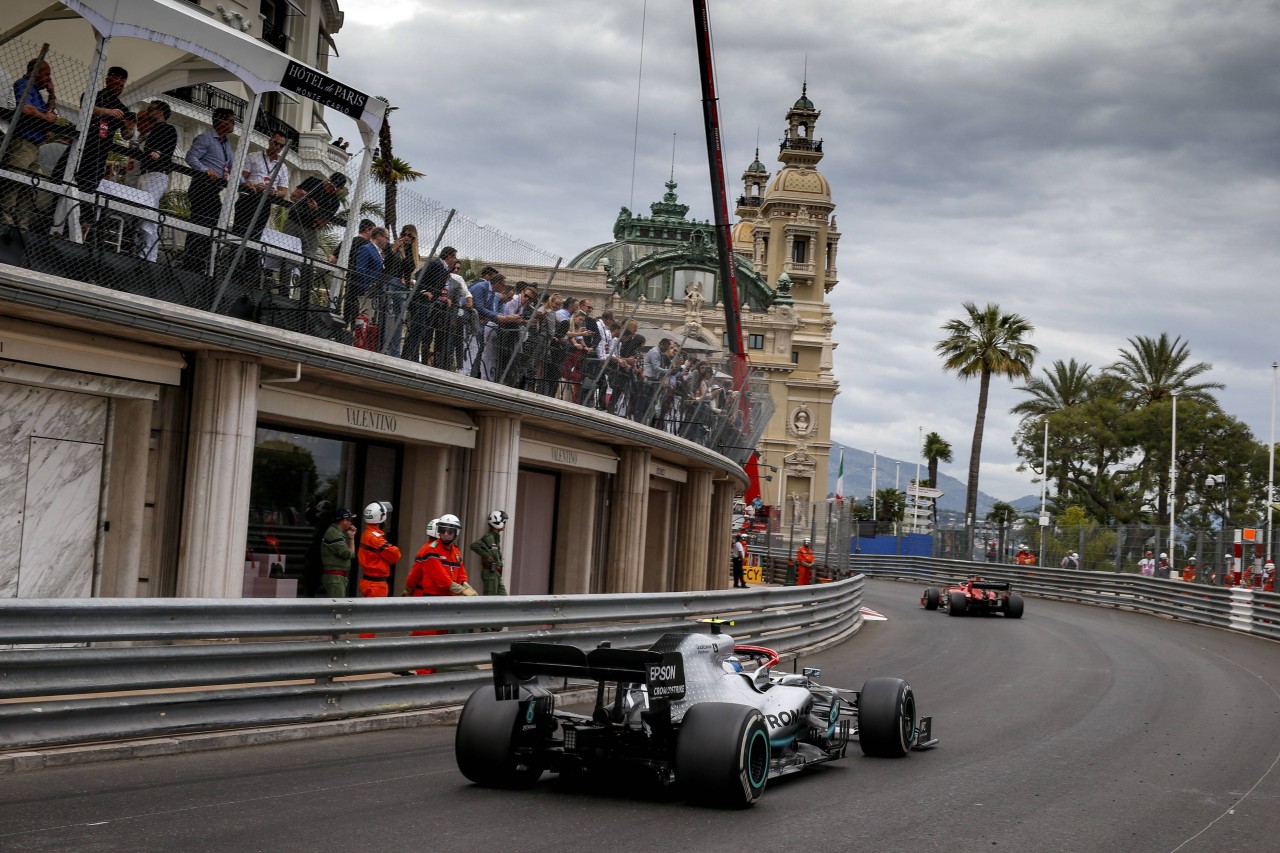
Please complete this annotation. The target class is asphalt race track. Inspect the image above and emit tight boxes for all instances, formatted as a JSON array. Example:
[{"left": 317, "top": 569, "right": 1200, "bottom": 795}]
[{"left": 2, "top": 579, "right": 1279, "bottom": 852}]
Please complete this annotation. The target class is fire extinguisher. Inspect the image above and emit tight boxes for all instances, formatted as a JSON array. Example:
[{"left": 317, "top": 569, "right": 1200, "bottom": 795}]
[{"left": 353, "top": 313, "right": 370, "bottom": 349}]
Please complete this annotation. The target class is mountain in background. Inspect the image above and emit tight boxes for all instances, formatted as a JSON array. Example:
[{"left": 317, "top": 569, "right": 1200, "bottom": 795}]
[{"left": 822, "top": 442, "right": 1038, "bottom": 520}]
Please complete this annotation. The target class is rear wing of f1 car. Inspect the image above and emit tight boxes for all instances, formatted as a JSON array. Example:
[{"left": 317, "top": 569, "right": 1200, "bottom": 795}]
[
  {"left": 491, "top": 642, "right": 687, "bottom": 701},
  {"left": 969, "top": 580, "right": 1011, "bottom": 592}
]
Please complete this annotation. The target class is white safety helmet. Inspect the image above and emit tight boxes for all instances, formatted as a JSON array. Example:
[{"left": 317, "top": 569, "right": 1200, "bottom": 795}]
[
  {"left": 425, "top": 518, "right": 440, "bottom": 539},
  {"left": 437, "top": 513, "right": 462, "bottom": 537},
  {"left": 1188, "top": 556, "right": 1197, "bottom": 563},
  {"left": 1159, "top": 553, "right": 1168, "bottom": 559},
  {"left": 803, "top": 538, "right": 811, "bottom": 546},
  {"left": 488, "top": 509, "right": 509, "bottom": 530},
  {"left": 363, "top": 501, "right": 392, "bottom": 525}
]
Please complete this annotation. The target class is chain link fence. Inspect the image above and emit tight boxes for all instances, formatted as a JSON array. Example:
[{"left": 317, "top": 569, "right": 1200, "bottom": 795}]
[{"left": 0, "top": 36, "right": 769, "bottom": 464}]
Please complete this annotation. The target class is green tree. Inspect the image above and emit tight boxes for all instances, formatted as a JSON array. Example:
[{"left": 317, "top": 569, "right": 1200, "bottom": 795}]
[
  {"left": 875, "top": 488, "right": 906, "bottom": 529},
  {"left": 936, "top": 302, "right": 1038, "bottom": 526},
  {"left": 1011, "top": 360, "right": 1098, "bottom": 500}
]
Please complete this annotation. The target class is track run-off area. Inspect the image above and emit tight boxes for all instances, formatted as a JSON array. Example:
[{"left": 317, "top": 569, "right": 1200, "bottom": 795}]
[{"left": 2, "top": 579, "right": 1278, "bottom": 853}]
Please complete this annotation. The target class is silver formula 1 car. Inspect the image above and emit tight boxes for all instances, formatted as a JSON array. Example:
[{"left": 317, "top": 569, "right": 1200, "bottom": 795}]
[{"left": 454, "top": 624, "right": 936, "bottom": 808}]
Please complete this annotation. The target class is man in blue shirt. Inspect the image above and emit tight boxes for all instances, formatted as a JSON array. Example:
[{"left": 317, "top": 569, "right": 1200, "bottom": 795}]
[
  {"left": 182, "top": 107, "right": 236, "bottom": 269},
  {"left": 3, "top": 57, "right": 59, "bottom": 230},
  {"left": 351, "top": 226, "right": 388, "bottom": 350}
]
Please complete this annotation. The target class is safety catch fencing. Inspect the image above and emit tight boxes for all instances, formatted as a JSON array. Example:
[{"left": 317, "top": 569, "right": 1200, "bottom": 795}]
[
  {"left": 849, "top": 555, "right": 1280, "bottom": 642},
  {"left": 0, "top": 580, "right": 863, "bottom": 751}
]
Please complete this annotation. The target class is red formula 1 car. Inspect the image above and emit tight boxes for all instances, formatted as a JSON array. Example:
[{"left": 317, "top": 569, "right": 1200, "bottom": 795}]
[{"left": 921, "top": 577, "right": 1024, "bottom": 618}]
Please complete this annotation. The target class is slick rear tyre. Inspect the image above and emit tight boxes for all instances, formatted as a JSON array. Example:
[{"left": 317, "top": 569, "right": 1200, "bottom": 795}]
[
  {"left": 858, "top": 677, "right": 917, "bottom": 758},
  {"left": 455, "top": 687, "right": 543, "bottom": 789},
  {"left": 923, "top": 587, "right": 940, "bottom": 610},
  {"left": 676, "top": 702, "right": 769, "bottom": 808},
  {"left": 948, "top": 591, "right": 968, "bottom": 616},
  {"left": 1005, "top": 594, "right": 1025, "bottom": 619}
]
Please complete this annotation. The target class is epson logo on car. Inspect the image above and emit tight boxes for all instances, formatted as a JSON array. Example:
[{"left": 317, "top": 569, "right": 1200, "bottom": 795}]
[
  {"left": 649, "top": 664, "right": 678, "bottom": 681},
  {"left": 647, "top": 655, "right": 686, "bottom": 698}
]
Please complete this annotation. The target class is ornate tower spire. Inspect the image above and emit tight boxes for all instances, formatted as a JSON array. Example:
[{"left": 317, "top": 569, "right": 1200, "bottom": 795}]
[{"left": 779, "top": 85, "right": 822, "bottom": 169}]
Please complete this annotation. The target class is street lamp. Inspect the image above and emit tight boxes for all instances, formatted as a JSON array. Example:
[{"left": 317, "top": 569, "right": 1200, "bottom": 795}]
[
  {"left": 1205, "top": 474, "right": 1228, "bottom": 532},
  {"left": 1169, "top": 391, "right": 1178, "bottom": 563}
]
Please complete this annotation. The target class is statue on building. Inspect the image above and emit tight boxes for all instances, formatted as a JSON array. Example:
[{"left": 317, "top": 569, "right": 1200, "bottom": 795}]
[
  {"left": 683, "top": 279, "right": 705, "bottom": 321},
  {"left": 790, "top": 493, "right": 808, "bottom": 528}
]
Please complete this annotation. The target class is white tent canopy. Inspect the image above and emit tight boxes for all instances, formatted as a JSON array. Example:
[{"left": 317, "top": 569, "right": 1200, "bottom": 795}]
[{"left": 61, "top": 0, "right": 385, "bottom": 134}]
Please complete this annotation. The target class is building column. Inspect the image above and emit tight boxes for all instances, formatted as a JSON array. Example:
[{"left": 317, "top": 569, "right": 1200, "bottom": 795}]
[
  {"left": 672, "top": 469, "right": 713, "bottom": 590},
  {"left": 99, "top": 398, "right": 152, "bottom": 597},
  {"left": 465, "top": 413, "right": 520, "bottom": 590},
  {"left": 176, "top": 353, "right": 259, "bottom": 598},
  {"left": 705, "top": 478, "right": 735, "bottom": 589},
  {"left": 605, "top": 446, "right": 651, "bottom": 592}
]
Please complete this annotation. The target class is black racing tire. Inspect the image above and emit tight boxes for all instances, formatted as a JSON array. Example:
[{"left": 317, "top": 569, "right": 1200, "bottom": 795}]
[
  {"left": 947, "top": 590, "right": 968, "bottom": 616},
  {"left": 923, "top": 587, "right": 940, "bottom": 610},
  {"left": 1005, "top": 594, "right": 1025, "bottom": 619},
  {"left": 676, "top": 702, "right": 770, "bottom": 808},
  {"left": 455, "top": 687, "right": 543, "bottom": 789},
  {"left": 858, "top": 676, "right": 917, "bottom": 758}
]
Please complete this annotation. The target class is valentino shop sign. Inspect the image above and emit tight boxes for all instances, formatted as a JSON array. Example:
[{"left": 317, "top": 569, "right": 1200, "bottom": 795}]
[{"left": 257, "top": 385, "right": 475, "bottom": 447}]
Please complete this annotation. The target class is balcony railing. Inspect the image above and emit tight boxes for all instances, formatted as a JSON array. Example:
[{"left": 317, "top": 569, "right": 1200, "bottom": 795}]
[
  {"left": 165, "top": 84, "right": 300, "bottom": 152},
  {"left": 736, "top": 196, "right": 763, "bottom": 208},
  {"left": 261, "top": 19, "right": 289, "bottom": 53},
  {"left": 780, "top": 138, "right": 823, "bottom": 153}
]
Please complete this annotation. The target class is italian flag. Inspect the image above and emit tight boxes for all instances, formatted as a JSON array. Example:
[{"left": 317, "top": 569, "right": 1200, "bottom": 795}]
[{"left": 835, "top": 449, "right": 844, "bottom": 501}]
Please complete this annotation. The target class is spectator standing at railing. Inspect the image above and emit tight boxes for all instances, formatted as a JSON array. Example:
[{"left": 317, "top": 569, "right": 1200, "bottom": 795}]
[
  {"left": 1014, "top": 544, "right": 1036, "bottom": 566},
  {"left": 76, "top": 66, "right": 134, "bottom": 203},
  {"left": 494, "top": 281, "right": 531, "bottom": 385},
  {"left": 445, "top": 267, "right": 476, "bottom": 371},
  {"left": 233, "top": 130, "right": 290, "bottom": 240},
  {"left": 403, "top": 245, "right": 455, "bottom": 366},
  {"left": 350, "top": 226, "right": 389, "bottom": 349},
  {"left": 635, "top": 338, "right": 673, "bottom": 423},
  {"left": 1137, "top": 549, "right": 1155, "bottom": 576},
  {"left": 1155, "top": 552, "right": 1171, "bottom": 579},
  {"left": 182, "top": 107, "right": 236, "bottom": 269},
  {"left": 1181, "top": 556, "right": 1198, "bottom": 583},
  {"left": 1060, "top": 552, "right": 1079, "bottom": 570},
  {"left": 3, "top": 58, "right": 59, "bottom": 231},
  {"left": 731, "top": 533, "right": 747, "bottom": 588},
  {"left": 468, "top": 269, "right": 504, "bottom": 378},
  {"left": 129, "top": 101, "right": 177, "bottom": 262}
]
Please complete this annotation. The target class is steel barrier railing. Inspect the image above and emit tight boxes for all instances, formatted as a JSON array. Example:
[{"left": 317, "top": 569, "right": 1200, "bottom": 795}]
[
  {"left": 848, "top": 555, "right": 1280, "bottom": 642},
  {"left": 0, "top": 580, "right": 863, "bottom": 750}
]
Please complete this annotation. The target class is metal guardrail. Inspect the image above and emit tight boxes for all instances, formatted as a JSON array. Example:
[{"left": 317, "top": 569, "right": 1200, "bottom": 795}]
[
  {"left": 0, "top": 580, "right": 864, "bottom": 750},
  {"left": 849, "top": 555, "right": 1280, "bottom": 642}
]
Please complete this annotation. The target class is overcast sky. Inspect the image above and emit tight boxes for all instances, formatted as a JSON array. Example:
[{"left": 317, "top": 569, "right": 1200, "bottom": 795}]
[{"left": 326, "top": 1, "right": 1280, "bottom": 503}]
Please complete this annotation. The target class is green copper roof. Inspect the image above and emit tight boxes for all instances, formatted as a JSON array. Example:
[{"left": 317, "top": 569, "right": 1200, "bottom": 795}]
[{"left": 793, "top": 83, "right": 815, "bottom": 111}]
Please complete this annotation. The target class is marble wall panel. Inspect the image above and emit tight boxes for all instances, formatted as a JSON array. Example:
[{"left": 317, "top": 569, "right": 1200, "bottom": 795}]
[
  {"left": 0, "top": 382, "right": 106, "bottom": 597},
  {"left": 18, "top": 437, "right": 103, "bottom": 598}
]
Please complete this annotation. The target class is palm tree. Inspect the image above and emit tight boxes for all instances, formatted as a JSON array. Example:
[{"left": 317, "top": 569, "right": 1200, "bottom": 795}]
[
  {"left": 922, "top": 431, "right": 953, "bottom": 489},
  {"left": 921, "top": 431, "right": 953, "bottom": 525},
  {"left": 1011, "top": 359, "right": 1094, "bottom": 420},
  {"left": 371, "top": 104, "right": 424, "bottom": 236},
  {"left": 874, "top": 488, "right": 905, "bottom": 530},
  {"left": 935, "top": 302, "right": 1038, "bottom": 526},
  {"left": 1104, "top": 333, "right": 1222, "bottom": 407}
]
